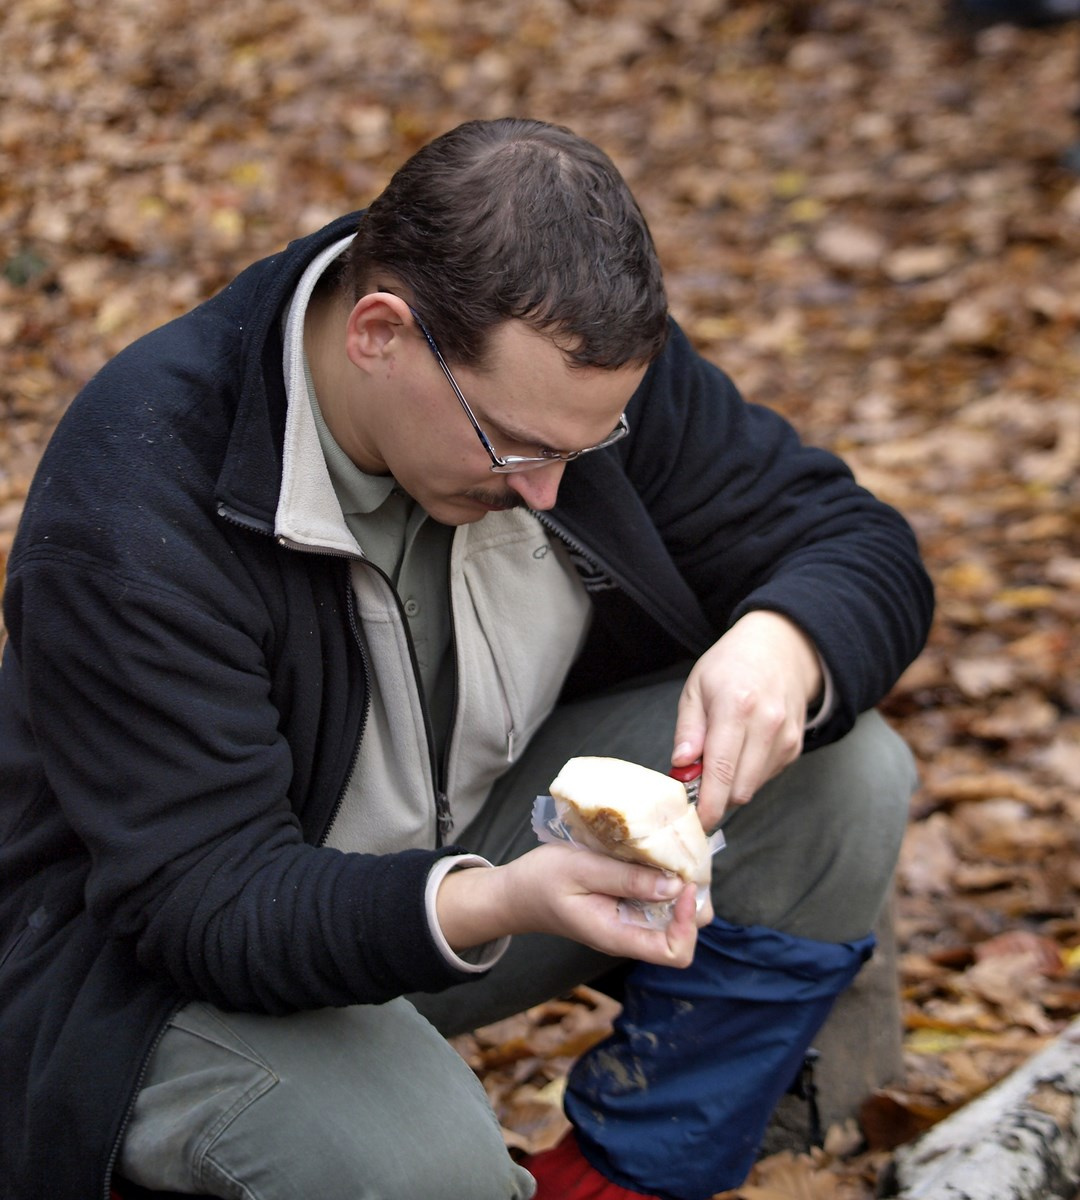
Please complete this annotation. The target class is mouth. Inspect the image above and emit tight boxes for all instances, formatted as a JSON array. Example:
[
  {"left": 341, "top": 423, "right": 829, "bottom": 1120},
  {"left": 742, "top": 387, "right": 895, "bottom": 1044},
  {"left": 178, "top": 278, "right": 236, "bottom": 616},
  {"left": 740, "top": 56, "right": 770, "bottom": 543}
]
[{"left": 466, "top": 489, "right": 525, "bottom": 513}]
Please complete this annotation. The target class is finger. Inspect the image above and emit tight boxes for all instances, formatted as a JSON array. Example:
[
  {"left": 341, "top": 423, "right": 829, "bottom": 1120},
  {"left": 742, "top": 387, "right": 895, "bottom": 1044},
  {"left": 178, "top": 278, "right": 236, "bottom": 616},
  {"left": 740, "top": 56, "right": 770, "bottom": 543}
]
[
  {"left": 695, "top": 887, "right": 715, "bottom": 928},
  {"left": 728, "top": 702, "right": 804, "bottom": 806},
  {"left": 671, "top": 677, "right": 707, "bottom": 767},
  {"left": 696, "top": 719, "right": 747, "bottom": 829},
  {"left": 572, "top": 850, "right": 684, "bottom": 906},
  {"left": 662, "top": 885, "right": 701, "bottom": 966},
  {"left": 725, "top": 725, "right": 771, "bottom": 808}
]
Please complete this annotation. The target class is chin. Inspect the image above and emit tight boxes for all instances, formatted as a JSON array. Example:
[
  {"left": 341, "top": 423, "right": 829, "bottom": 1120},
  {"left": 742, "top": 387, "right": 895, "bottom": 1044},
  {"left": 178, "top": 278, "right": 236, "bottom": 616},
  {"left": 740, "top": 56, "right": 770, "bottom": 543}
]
[
  {"left": 417, "top": 485, "right": 520, "bottom": 525},
  {"left": 419, "top": 496, "right": 489, "bottom": 526}
]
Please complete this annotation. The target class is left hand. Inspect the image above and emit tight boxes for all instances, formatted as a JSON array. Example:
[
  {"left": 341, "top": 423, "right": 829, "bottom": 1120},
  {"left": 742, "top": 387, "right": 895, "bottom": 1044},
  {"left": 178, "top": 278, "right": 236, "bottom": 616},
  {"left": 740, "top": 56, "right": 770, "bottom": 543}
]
[
  {"left": 436, "top": 843, "right": 712, "bottom": 968},
  {"left": 671, "top": 610, "right": 823, "bottom": 830}
]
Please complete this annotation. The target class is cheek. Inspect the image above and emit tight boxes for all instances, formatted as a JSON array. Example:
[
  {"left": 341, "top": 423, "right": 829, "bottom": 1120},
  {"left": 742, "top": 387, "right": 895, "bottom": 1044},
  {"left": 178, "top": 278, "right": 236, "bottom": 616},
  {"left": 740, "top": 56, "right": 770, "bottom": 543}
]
[{"left": 394, "top": 435, "right": 480, "bottom": 495}]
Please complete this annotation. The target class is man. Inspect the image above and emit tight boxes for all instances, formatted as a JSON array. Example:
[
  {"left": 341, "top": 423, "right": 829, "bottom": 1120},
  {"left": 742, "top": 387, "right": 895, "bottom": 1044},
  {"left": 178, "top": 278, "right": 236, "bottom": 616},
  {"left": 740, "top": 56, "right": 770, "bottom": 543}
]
[{"left": 0, "top": 118, "right": 933, "bottom": 1200}]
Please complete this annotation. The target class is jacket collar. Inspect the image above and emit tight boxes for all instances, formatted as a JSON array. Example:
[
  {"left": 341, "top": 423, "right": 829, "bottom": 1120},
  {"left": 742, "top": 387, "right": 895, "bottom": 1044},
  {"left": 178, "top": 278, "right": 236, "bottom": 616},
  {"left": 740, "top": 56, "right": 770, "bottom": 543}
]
[
  {"left": 549, "top": 455, "right": 715, "bottom": 654},
  {"left": 214, "top": 211, "right": 365, "bottom": 532}
]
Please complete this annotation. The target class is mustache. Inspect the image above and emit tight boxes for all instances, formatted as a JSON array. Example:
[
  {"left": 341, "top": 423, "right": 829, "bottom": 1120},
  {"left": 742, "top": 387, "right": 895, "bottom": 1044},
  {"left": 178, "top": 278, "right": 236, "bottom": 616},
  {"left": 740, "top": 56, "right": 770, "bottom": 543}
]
[{"left": 464, "top": 487, "right": 526, "bottom": 511}]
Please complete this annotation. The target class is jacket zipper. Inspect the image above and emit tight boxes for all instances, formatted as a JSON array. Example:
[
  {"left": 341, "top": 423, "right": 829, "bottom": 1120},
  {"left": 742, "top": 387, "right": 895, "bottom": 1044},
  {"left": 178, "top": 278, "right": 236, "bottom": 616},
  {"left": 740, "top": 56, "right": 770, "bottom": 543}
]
[
  {"left": 217, "top": 501, "right": 447, "bottom": 843},
  {"left": 283, "top": 544, "right": 447, "bottom": 849},
  {"left": 532, "top": 510, "right": 704, "bottom": 657},
  {"left": 358, "top": 557, "right": 448, "bottom": 846},
  {"left": 319, "top": 574, "right": 373, "bottom": 847},
  {"left": 321, "top": 557, "right": 451, "bottom": 846},
  {"left": 436, "top": 554, "right": 459, "bottom": 841},
  {"left": 215, "top": 501, "right": 275, "bottom": 537},
  {"left": 532, "top": 511, "right": 630, "bottom": 598},
  {"left": 215, "top": 502, "right": 375, "bottom": 845},
  {"left": 103, "top": 1001, "right": 183, "bottom": 1200}
]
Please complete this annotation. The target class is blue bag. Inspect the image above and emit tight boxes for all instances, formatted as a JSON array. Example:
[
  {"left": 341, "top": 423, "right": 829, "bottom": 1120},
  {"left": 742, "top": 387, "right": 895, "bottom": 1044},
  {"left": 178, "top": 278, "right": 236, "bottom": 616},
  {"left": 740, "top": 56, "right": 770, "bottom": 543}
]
[{"left": 565, "top": 917, "right": 875, "bottom": 1200}]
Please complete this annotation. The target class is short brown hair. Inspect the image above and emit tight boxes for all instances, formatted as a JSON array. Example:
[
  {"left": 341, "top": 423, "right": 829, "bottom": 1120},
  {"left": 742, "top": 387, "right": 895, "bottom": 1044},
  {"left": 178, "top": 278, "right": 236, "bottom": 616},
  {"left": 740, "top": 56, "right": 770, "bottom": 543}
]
[{"left": 343, "top": 118, "right": 669, "bottom": 369}]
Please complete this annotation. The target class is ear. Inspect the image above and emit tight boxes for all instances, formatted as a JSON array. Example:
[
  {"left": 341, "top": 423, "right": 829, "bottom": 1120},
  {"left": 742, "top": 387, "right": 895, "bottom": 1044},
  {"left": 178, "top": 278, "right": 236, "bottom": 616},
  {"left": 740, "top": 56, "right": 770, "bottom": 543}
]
[{"left": 344, "top": 292, "right": 413, "bottom": 371}]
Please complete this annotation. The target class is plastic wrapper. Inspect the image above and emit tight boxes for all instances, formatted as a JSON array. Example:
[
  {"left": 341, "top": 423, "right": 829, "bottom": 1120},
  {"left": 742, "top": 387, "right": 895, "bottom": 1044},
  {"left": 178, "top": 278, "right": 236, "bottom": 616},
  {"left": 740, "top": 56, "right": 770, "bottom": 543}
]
[{"left": 532, "top": 793, "right": 725, "bottom": 930}]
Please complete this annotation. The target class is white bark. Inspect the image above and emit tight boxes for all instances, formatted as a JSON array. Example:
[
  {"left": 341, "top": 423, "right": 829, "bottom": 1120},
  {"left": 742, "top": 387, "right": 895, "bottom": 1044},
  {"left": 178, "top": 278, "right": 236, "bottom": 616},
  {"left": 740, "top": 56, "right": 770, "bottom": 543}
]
[{"left": 886, "top": 1015, "right": 1080, "bottom": 1199}]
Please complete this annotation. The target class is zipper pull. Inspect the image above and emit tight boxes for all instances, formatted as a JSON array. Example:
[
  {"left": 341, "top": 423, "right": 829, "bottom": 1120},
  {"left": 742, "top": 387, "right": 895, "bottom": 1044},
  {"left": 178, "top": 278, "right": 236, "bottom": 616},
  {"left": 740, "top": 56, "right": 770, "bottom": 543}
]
[
  {"left": 506, "top": 727, "right": 515, "bottom": 763},
  {"left": 435, "top": 791, "right": 454, "bottom": 845}
]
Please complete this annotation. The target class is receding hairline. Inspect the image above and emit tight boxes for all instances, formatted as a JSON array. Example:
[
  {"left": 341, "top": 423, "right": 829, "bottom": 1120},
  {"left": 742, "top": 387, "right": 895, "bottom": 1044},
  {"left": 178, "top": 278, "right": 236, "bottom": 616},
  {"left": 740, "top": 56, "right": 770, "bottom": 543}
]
[{"left": 341, "top": 117, "right": 670, "bottom": 370}]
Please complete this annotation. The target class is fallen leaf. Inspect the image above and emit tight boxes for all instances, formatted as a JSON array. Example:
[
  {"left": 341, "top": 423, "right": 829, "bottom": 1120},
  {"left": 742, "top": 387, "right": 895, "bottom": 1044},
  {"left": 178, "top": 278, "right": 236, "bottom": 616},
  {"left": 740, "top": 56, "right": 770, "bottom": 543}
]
[
  {"left": 974, "top": 930, "right": 1064, "bottom": 976},
  {"left": 883, "top": 245, "right": 956, "bottom": 282},
  {"left": 950, "top": 656, "right": 1017, "bottom": 700},
  {"left": 814, "top": 224, "right": 886, "bottom": 271},
  {"left": 899, "top": 814, "right": 957, "bottom": 897}
]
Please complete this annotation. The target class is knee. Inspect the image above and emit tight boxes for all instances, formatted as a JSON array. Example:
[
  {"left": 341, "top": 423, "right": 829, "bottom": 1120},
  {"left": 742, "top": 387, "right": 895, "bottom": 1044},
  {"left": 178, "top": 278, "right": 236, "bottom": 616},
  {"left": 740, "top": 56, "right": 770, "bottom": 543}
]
[
  {"left": 367, "top": 1133, "right": 534, "bottom": 1200},
  {"left": 220, "top": 1115, "right": 532, "bottom": 1200},
  {"left": 800, "top": 711, "right": 915, "bottom": 935},
  {"left": 714, "top": 710, "right": 917, "bottom": 941},
  {"left": 814, "top": 710, "right": 916, "bottom": 861},
  {"left": 191, "top": 1001, "right": 536, "bottom": 1200}
]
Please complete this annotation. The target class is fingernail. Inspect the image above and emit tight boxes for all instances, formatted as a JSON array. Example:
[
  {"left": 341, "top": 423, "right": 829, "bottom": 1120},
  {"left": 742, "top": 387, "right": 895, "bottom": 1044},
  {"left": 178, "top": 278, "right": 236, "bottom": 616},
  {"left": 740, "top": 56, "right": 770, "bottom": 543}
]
[
  {"left": 673, "top": 742, "right": 694, "bottom": 762},
  {"left": 656, "top": 875, "right": 681, "bottom": 898}
]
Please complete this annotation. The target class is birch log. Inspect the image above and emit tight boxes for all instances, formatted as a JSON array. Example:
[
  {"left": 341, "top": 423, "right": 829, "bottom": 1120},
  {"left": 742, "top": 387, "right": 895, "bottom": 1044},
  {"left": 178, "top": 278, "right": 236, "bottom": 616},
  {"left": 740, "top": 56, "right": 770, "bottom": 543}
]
[{"left": 885, "top": 1015, "right": 1080, "bottom": 1200}]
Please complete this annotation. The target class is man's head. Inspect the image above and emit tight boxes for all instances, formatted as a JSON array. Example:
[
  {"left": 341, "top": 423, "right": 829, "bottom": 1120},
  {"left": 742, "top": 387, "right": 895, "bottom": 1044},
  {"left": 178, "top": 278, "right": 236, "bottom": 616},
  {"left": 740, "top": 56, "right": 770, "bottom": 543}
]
[
  {"left": 343, "top": 117, "right": 669, "bottom": 370},
  {"left": 321, "top": 119, "right": 665, "bottom": 524}
]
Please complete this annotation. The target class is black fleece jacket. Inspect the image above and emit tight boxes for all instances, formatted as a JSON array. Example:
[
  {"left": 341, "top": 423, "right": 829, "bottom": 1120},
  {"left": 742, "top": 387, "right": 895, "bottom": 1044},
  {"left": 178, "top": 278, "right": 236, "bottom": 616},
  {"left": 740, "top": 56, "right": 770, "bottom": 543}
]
[{"left": 0, "top": 212, "right": 933, "bottom": 1199}]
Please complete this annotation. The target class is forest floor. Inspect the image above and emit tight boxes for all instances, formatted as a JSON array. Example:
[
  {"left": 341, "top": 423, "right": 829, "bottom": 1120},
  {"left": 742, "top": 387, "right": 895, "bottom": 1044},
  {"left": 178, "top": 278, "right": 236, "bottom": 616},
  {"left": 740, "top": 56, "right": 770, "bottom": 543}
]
[{"left": 2, "top": 0, "right": 1078, "bottom": 1195}]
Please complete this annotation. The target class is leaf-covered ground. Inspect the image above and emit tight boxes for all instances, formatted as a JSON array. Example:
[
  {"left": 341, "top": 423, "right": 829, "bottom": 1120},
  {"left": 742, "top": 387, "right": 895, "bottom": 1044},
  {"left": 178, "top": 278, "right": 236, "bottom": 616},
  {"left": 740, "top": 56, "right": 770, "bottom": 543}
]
[{"left": 2, "top": 1, "right": 1078, "bottom": 1194}]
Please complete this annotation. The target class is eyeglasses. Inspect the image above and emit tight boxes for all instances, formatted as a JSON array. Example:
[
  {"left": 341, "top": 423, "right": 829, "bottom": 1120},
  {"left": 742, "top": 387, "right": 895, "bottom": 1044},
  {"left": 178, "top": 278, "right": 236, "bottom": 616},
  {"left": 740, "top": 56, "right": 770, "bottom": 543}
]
[{"left": 408, "top": 307, "right": 629, "bottom": 474}]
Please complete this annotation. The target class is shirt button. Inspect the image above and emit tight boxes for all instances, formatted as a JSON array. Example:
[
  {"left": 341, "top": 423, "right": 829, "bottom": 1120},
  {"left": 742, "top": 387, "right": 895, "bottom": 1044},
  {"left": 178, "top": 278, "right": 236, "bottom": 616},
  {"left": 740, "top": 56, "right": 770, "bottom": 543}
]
[{"left": 403, "top": 598, "right": 420, "bottom": 617}]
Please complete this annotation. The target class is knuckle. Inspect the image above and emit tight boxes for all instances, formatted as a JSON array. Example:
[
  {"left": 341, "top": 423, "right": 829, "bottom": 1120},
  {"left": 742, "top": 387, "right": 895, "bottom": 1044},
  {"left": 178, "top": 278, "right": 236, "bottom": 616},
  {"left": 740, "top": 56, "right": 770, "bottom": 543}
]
[
  {"left": 706, "top": 758, "right": 736, "bottom": 787},
  {"left": 618, "top": 864, "right": 646, "bottom": 897},
  {"left": 782, "top": 715, "right": 801, "bottom": 753},
  {"left": 670, "top": 945, "right": 693, "bottom": 968},
  {"left": 761, "top": 703, "right": 787, "bottom": 736}
]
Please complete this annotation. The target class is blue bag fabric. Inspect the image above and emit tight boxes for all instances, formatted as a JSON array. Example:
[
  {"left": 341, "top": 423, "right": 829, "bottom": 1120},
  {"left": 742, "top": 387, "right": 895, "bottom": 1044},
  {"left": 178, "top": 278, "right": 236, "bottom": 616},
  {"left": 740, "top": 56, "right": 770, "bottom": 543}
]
[{"left": 565, "top": 917, "right": 875, "bottom": 1200}]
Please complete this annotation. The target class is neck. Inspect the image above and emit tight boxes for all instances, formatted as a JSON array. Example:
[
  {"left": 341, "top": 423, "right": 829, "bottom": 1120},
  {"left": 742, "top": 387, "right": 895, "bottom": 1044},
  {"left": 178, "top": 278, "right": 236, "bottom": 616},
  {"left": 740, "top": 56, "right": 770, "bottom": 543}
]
[
  {"left": 303, "top": 285, "right": 350, "bottom": 428},
  {"left": 302, "top": 288, "right": 387, "bottom": 475}
]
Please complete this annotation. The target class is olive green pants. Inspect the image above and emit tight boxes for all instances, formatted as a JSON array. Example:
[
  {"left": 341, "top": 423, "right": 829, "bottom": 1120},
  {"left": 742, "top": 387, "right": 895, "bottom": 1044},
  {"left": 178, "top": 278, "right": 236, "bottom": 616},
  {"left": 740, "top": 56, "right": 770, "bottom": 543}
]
[{"left": 118, "top": 674, "right": 915, "bottom": 1199}]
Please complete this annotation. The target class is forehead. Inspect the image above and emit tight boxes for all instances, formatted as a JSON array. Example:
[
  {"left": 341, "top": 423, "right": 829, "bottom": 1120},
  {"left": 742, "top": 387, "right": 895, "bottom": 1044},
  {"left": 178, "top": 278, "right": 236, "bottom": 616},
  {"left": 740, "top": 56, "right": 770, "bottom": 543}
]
[
  {"left": 463, "top": 320, "right": 646, "bottom": 435},
  {"left": 472, "top": 320, "right": 583, "bottom": 379}
]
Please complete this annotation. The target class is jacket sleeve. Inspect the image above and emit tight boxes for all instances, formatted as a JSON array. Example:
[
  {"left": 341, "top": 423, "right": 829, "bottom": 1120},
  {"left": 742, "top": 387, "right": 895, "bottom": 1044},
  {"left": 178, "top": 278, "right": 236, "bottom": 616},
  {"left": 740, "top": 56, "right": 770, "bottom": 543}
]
[
  {"left": 2, "top": 543, "right": 472, "bottom": 1015},
  {"left": 623, "top": 320, "right": 934, "bottom": 744}
]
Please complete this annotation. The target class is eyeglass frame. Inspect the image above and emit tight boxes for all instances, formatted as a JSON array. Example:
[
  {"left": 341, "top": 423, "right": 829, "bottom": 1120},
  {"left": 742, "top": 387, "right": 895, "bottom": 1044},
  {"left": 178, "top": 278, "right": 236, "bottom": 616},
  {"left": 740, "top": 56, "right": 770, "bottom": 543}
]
[{"left": 407, "top": 306, "right": 629, "bottom": 474}]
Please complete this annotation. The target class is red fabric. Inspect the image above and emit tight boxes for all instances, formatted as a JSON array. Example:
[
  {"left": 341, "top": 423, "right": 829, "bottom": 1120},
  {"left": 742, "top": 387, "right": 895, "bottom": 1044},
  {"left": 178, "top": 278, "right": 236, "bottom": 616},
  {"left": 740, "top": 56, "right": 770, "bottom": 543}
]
[{"left": 521, "top": 1130, "right": 661, "bottom": 1200}]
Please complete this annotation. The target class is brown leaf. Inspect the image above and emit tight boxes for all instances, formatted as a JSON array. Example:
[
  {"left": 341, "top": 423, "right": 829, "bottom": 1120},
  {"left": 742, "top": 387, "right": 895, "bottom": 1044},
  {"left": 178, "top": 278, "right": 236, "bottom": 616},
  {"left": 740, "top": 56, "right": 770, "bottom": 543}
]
[
  {"left": 959, "top": 956, "right": 1056, "bottom": 1034},
  {"left": 883, "top": 245, "right": 956, "bottom": 283},
  {"left": 974, "top": 930, "right": 1064, "bottom": 976},
  {"left": 859, "top": 1091, "right": 954, "bottom": 1152},
  {"left": 898, "top": 815, "right": 957, "bottom": 897},
  {"left": 814, "top": 224, "right": 886, "bottom": 271},
  {"left": 732, "top": 1151, "right": 852, "bottom": 1200},
  {"left": 967, "top": 692, "right": 1060, "bottom": 741},
  {"left": 1035, "top": 733, "right": 1080, "bottom": 788}
]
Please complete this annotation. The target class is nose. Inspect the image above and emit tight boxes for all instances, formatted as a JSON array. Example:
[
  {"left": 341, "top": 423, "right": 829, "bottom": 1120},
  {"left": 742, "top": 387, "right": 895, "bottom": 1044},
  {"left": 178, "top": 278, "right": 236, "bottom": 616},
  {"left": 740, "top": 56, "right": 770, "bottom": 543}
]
[{"left": 505, "top": 462, "right": 566, "bottom": 511}]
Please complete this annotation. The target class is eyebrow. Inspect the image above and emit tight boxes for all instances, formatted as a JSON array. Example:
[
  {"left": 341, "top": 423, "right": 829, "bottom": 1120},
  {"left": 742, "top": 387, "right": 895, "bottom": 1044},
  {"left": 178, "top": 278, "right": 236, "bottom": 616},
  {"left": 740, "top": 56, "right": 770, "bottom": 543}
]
[{"left": 483, "top": 412, "right": 568, "bottom": 456}]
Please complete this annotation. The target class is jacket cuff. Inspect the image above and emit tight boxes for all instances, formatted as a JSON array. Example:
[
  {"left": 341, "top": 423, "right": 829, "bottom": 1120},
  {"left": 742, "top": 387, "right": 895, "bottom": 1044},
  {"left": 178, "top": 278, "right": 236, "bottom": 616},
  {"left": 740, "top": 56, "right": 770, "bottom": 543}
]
[
  {"left": 425, "top": 855, "right": 511, "bottom": 974},
  {"left": 804, "top": 653, "right": 835, "bottom": 731}
]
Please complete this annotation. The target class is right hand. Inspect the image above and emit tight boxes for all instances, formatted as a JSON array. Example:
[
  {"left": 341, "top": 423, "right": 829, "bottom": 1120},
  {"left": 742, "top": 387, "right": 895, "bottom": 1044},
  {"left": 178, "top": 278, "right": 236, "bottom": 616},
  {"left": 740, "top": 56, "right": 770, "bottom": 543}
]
[{"left": 436, "top": 842, "right": 711, "bottom": 968}]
